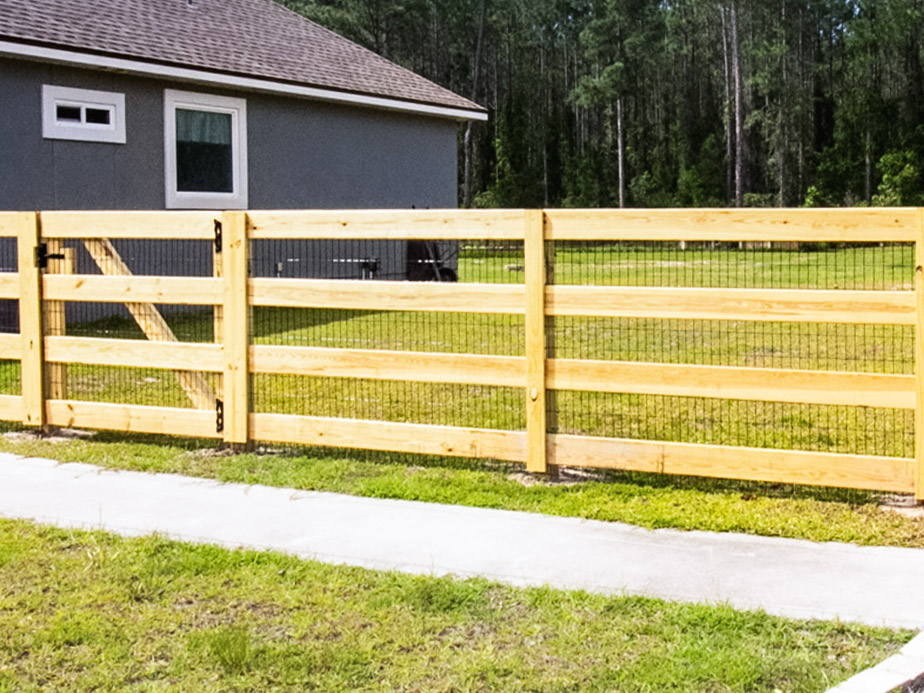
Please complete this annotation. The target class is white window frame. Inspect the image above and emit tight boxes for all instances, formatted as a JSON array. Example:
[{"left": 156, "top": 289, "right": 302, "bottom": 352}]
[
  {"left": 42, "top": 85, "right": 126, "bottom": 144},
  {"left": 164, "top": 89, "right": 248, "bottom": 210}
]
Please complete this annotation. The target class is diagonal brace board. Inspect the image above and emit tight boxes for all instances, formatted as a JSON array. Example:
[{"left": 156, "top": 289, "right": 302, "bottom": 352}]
[{"left": 81, "top": 238, "right": 216, "bottom": 410}]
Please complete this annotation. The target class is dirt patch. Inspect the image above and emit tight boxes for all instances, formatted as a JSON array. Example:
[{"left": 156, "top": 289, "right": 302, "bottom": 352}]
[
  {"left": 879, "top": 494, "right": 924, "bottom": 519},
  {"left": 3, "top": 428, "right": 95, "bottom": 445},
  {"left": 507, "top": 466, "right": 608, "bottom": 487}
]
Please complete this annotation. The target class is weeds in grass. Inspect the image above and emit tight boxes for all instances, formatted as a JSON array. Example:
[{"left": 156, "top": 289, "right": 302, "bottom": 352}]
[
  {"left": 195, "top": 626, "right": 255, "bottom": 675},
  {"left": 0, "top": 519, "right": 911, "bottom": 691}
]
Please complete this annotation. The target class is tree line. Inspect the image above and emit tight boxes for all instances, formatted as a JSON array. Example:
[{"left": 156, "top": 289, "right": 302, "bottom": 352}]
[{"left": 282, "top": 0, "right": 924, "bottom": 208}]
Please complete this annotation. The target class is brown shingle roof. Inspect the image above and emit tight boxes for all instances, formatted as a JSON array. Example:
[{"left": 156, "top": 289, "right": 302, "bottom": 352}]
[{"left": 0, "top": 0, "right": 484, "bottom": 115}]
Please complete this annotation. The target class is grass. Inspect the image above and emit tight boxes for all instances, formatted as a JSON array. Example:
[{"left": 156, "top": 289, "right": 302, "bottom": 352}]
[
  {"left": 2, "top": 429, "right": 923, "bottom": 548},
  {"left": 0, "top": 518, "right": 912, "bottom": 691}
]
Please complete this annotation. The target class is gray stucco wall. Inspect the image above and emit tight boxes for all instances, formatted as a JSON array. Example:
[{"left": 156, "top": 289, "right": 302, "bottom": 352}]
[
  {"left": 0, "top": 57, "right": 459, "bottom": 211},
  {"left": 0, "top": 57, "right": 461, "bottom": 325}
]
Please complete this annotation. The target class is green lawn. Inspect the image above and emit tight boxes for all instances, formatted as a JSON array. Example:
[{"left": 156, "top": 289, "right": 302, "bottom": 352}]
[{"left": 0, "top": 518, "right": 911, "bottom": 691}]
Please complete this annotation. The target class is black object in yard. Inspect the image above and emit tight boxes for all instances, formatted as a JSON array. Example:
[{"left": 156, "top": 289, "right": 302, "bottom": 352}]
[{"left": 405, "top": 240, "right": 458, "bottom": 281}]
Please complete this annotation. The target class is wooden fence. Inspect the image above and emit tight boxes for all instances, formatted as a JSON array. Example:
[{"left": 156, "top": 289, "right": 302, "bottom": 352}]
[{"left": 0, "top": 208, "right": 921, "bottom": 499}]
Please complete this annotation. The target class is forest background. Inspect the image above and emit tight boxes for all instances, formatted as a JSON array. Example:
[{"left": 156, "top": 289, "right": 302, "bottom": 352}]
[{"left": 282, "top": 0, "right": 924, "bottom": 210}]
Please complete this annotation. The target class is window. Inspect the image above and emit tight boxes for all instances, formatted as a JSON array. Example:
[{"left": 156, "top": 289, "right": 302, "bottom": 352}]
[
  {"left": 164, "top": 90, "right": 248, "bottom": 209},
  {"left": 42, "top": 85, "right": 126, "bottom": 144}
]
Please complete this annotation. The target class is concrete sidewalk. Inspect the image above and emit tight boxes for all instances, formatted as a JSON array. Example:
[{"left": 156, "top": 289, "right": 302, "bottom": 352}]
[{"left": 1, "top": 452, "right": 923, "bottom": 630}]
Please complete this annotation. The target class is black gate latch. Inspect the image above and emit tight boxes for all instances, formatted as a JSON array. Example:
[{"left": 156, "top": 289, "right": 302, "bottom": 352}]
[{"left": 35, "top": 243, "right": 66, "bottom": 270}]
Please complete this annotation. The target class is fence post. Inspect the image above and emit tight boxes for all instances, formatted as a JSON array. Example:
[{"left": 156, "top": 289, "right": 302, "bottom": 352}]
[
  {"left": 524, "top": 209, "right": 548, "bottom": 473},
  {"left": 18, "top": 212, "right": 44, "bottom": 428},
  {"left": 45, "top": 242, "right": 74, "bottom": 402},
  {"left": 220, "top": 210, "right": 250, "bottom": 447},
  {"left": 916, "top": 212, "right": 924, "bottom": 502}
]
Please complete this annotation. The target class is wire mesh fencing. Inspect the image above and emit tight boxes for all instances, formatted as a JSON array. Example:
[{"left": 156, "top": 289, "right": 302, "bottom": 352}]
[
  {"left": 547, "top": 241, "right": 915, "bottom": 458},
  {"left": 251, "top": 238, "right": 526, "bottom": 432}
]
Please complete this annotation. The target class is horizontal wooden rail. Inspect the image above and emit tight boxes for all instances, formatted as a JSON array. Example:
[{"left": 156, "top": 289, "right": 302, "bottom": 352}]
[
  {"left": 250, "top": 278, "right": 525, "bottom": 313},
  {"left": 0, "top": 333, "right": 19, "bottom": 359},
  {"left": 0, "top": 395, "right": 24, "bottom": 421},
  {"left": 252, "top": 413, "right": 526, "bottom": 461},
  {"left": 46, "top": 400, "right": 221, "bottom": 438},
  {"left": 43, "top": 275, "right": 222, "bottom": 305},
  {"left": 545, "top": 208, "right": 919, "bottom": 242},
  {"left": 251, "top": 346, "right": 525, "bottom": 387},
  {"left": 547, "top": 286, "right": 916, "bottom": 324},
  {"left": 39, "top": 211, "right": 218, "bottom": 239},
  {"left": 548, "top": 359, "right": 915, "bottom": 408},
  {"left": 248, "top": 209, "right": 526, "bottom": 240},
  {"left": 0, "top": 274, "right": 17, "bottom": 298},
  {"left": 549, "top": 434, "right": 915, "bottom": 493},
  {"left": 45, "top": 336, "right": 222, "bottom": 372},
  {"left": 0, "top": 212, "right": 30, "bottom": 238}
]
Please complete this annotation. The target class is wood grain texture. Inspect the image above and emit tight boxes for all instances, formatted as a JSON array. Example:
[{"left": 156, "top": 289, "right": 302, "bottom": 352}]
[
  {"left": 19, "top": 213, "right": 44, "bottom": 427},
  {"left": 548, "top": 359, "right": 915, "bottom": 408},
  {"left": 545, "top": 207, "right": 918, "bottom": 242},
  {"left": 524, "top": 209, "right": 547, "bottom": 473},
  {"left": 252, "top": 413, "right": 526, "bottom": 461},
  {"left": 45, "top": 336, "right": 222, "bottom": 371},
  {"left": 549, "top": 434, "right": 915, "bottom": 493},
  {"left": 0, "top": 395, "right": 23, "bottom": 421},
  {"left": 43, "top": 275, "right": 222, "bottom": 304},
  {"left": 915, "top": 217, "right": 924, "bottom": 500},
  {"left": 221, "top": 211, "right": 250, "bottom": 445},
  {"left": 45, "top": 400, "right": 220, "bottom": 438},
  {"left": 251, "top": 278, "right": 525, "bottom": 313},
  {"left": 40, "top": 211, "right": 216, "bottom": 239},
  {"left": 251, "top": 346, "right": 525, "bottom": 386},
  {"left": 547, "top": 286, "right": 915, "bottom": 324},
  {"left": 44, "top": 242, "right": 72, "bottom": 401},
  {"left": 0, "top": 274, "right": 19, "bottom": 299},
  {"left": 0, "top": 333, "right": 20, "bottom": 359},
  {"left": 247, "top": 208, "right": 526, "bottom": 240},
  {"left": 0, "top": 213, "right": 27, "bottom": 238},
  {"left": 213, "top": 243, "right": 223, "bottom": 400}
]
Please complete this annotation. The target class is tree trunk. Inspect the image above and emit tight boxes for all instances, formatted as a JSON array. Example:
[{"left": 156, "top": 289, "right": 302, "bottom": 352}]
[
  {"left": 730, "top": 0, "right": 744, "bottom": 207},
  {"left": 462, "top": 0, "right": 488, "bottom": 208},
  {"left": 617, "top": 95, "right": 625, "bottom": 208},
  {"left": 721, "top": 5, "right": 734, "bottom": 205}
]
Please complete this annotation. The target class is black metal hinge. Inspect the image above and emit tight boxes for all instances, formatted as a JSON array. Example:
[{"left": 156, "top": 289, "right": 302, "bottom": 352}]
[
  {"left": 34, "top": 243, "right": 65, "bottom": 270},
  {"left": 216, "top": 399, "right": 224, "bottom": 433},
  {"left": 214, "top": 219, "right": 223, "bottom": 254}
]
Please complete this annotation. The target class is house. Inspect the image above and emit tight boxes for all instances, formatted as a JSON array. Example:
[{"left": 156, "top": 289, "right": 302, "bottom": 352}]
[{"left": 0, "top": 0, "right": 485, "bottom": 288}]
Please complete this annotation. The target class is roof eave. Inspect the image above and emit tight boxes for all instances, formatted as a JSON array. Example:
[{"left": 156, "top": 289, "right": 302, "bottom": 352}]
[{"left": 0, "top": 38, "right": 489, "bottom": 122}]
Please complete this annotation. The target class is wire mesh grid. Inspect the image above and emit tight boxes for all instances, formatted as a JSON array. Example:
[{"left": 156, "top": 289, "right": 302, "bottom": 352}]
[
  {"left": 251, "top": 238, "right": 526, "bottom": 430},
  {"left": 0, "top": 236, "right": 18, "bottom": 397},
  {"left": 547, "top": 241, "right": 915, "bottom": 457},
  {"left": 46, "top": 238, "right": 219, "bottom": 409}
]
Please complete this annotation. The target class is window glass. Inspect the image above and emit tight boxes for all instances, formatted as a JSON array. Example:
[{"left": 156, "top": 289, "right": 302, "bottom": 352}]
[
  {"left": 85, "top": 108, "right": 112, "bottom": 125},
  {"left": 55, "top": 105, "right": 81, "bottom": 122},
  {"left": 175, "top": 109, "right": 233, "bottom": 193}
]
